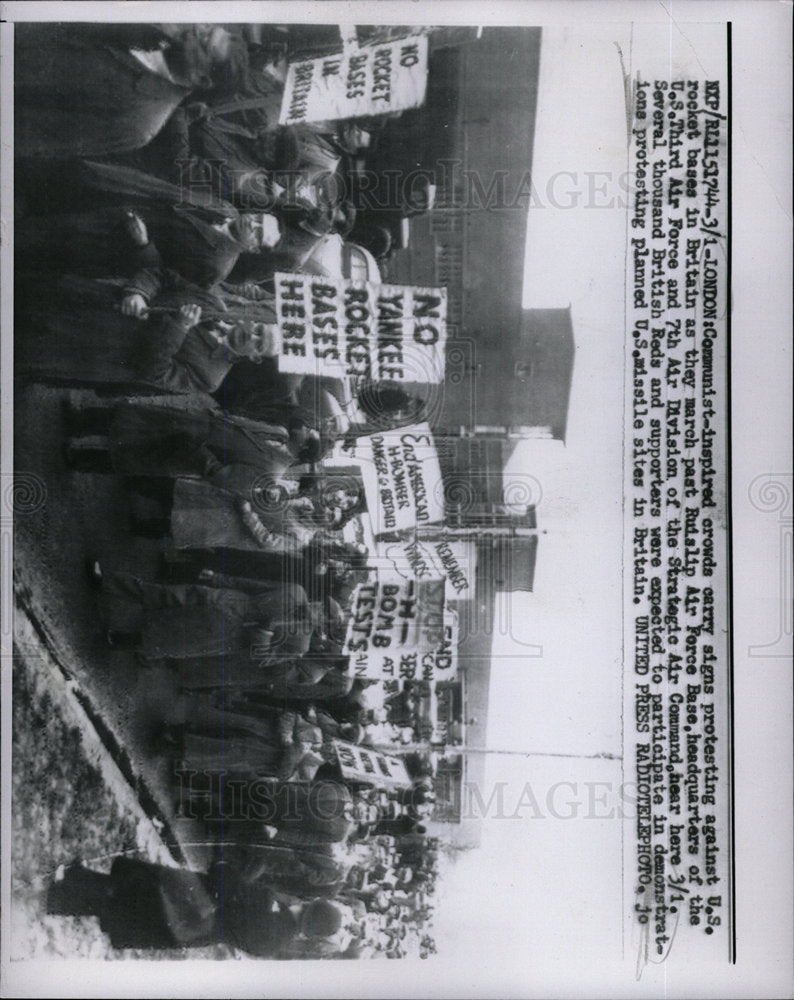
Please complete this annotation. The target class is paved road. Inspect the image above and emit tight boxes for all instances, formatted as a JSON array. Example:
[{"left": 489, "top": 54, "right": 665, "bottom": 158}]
[{"left": 13, "top": 381, "right": 211, "bottom": 868}]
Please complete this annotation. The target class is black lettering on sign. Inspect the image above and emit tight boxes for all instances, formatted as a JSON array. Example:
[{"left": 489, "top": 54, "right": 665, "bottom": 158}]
[
  {"left": 280, "top": 278, "right": 304, "bottom": 300},
  {"left": 371, "top": 47, "right": 393, "bottom": 103},
  {"left": 413, "top": 292, "right": 442, "bottom": 345},
  {"left": 413, "top": 293, "right": 442, "bottom": 318},
  {"left": 288, "top": 62, "right": 314, "bottom": 121},
  {"left": 400, "top": 43, "right": 420, "bottom": 68},
  {"left": 346, "top": 52, "right": 368, "bottom": 100}
]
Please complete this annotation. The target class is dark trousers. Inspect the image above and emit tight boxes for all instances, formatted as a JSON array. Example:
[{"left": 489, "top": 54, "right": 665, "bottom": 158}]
[
  {"left": 47, "top": 865, "right": 112, "bottom": 917},
  {"left": 64, "top": 404, "right": 114, "bottom": 437}
]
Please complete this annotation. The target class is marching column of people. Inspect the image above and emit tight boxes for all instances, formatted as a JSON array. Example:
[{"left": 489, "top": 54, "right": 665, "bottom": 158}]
[{"left": 18, "top": 22, "right": 441, "bottom": 960}]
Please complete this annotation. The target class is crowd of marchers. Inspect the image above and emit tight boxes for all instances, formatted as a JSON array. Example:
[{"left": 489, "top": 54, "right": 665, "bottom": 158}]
[{"left": 16, "top": 22, "right": 444, "bottom": 960}]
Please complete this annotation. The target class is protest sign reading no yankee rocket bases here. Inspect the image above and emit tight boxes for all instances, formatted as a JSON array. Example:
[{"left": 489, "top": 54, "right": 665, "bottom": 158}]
[
  {"left": 359, "top": 424, "right": 445, "bottom": 535},
  {"left": 274, "top": 273, "right": 446, "bottom": 382},
  {"left": 279, "top": 37, "right": 428, "bottom": 125}
]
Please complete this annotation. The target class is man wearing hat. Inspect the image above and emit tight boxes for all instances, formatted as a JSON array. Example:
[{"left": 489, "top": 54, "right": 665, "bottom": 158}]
[
  {"left": 16, "top": 160, "right": 283, "bottom": 309},
  {"left": 16, "top": 274, "right": 279, "bottom": 395},
  {"left": 279, "top": 898, "right": 367, "bottom": 958}
]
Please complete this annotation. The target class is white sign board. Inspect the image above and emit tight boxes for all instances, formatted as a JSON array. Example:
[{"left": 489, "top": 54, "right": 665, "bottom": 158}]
[
  {"left": 358, "top": 424, "right": 445, "bottom": 535},
  {"left": 425, "top": 605, "right": 459, "bottom": 681},
  {"left": 279, "top": 37, "right": 429, "bottom": 125},
  {"left": 274, "top": 273, "right": 446, "bottom": 383},
  {"left": 343, "top": 577, "right": 446, "bottom": 681},
  {"left": 333, "top": 740, "right": 412, "bottom": 789},
  {"left": 376, "top": 537, "right": 477, "bottom": 596}
]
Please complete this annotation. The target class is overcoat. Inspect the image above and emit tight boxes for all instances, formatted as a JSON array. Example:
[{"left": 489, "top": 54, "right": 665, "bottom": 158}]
[
  {"left": 14, "top": 273, "right": 265, "bottom": 394},
  {"left": 104, "top": 574, "right": 313, "bottom": 659}
]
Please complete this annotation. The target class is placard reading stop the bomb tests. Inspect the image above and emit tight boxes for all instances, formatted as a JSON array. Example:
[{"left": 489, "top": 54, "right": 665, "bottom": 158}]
[
  {"left": 274, "top": 272, "right": 446, "bottom": 382},
  {"left": 343, "top": 577, "right": 448, "bottom": 682}
]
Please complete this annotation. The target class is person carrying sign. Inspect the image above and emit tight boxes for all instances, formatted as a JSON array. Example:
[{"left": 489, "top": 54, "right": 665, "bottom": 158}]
[
  {"left": 16, "top": 161, "right": 282, "bottom": 307},
  {"left": 46, "top": 856, "right": 354, "bottom": 956},
  {"left": 15, "top": 272, "right": 279, "bottom": 395},
  {"left": 101, "top": 572, "right": 316, "bottom": 661},
  {"left": 171, "top": 699, "right": 330, "bottom": 785},
  {"left": 62, "top": 398, "right": 321, "bottom": 478}
]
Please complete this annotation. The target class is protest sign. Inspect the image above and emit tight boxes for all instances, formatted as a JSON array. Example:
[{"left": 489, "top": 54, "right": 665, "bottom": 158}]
[
  {"left": 333, "top": 740, "right": 412, "bottom": 789},
  {"left": 358, "top": 423, "right": 444, "bottom": 535},
  {"left": 376, "top": 536, "right": 477, "bottom": 596},
  {"left": 274, "top": 272, "right": 446, "bottom": 382},
  {"left": 415, "top": 604, "right": 459, "bottom": 683},
  {"left": 279, "top": 37, "right": 428, "bottom": 125},
  {"left": 343, "top": 577, "right": 447, "bottom": 681}
]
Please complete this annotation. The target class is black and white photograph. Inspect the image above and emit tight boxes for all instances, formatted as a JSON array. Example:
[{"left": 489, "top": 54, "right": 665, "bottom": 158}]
[{"left": 0, "top": 2, "right": 791, "bottom": 997}]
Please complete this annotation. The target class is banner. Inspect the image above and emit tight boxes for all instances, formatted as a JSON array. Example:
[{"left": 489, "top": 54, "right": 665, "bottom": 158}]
[
  {"left": 359, "top": 423, "right": 445, "bottom": 535},
  {"left": 274, "top": 272, "right": 446, "bottom": 382},
  {"left": 279, "top": 37, "right": 429, "bottom": 125},
  {"left": 428, "top": 604, "right": 459, "bottom": 681},
  {"left": 376, "top": 537, "right": 477, "bottom": 596},
  {"left": 377, "top": 603, "right": 459, "bottom": 685},
  {"left": 343, "top": 577, "right": 446, "bottom": 681},
  {"left": 333, "top": 740, "right": 412, "bottom": 789}
]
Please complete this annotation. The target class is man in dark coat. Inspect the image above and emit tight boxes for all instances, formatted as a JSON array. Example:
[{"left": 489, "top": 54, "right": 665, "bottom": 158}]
[
  {"left": 164, "top": 535, "right": 367, "bottom": 604},
  {"left": 62, "top": 398, "right": 320, "bottom": 478},
  {"left": 109, "top": 101, "right": 284, "bottom": 209},
  {"left": 15, "top": 161, "right": 281, "bottom": 304},
  {"left": 102, "top": 572, "right": 315, "bottom": 661},
  {"left": 170, "top": 649, "right": 353, "bottom": 698},
  {"left": 15, "top": 23, "right": 256, "bottom": 160},
  {"left": 14, "top": 25, "right": 190, "bottom": 160},
  {"left": 15, "top": 272, "right": 278, "bottom": 394},
  {"left": 224, "top": 779, "right": 360, "bottom": 843},
  {"left": 46, "top": 856, "right": 298, "bottom": 955}
]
